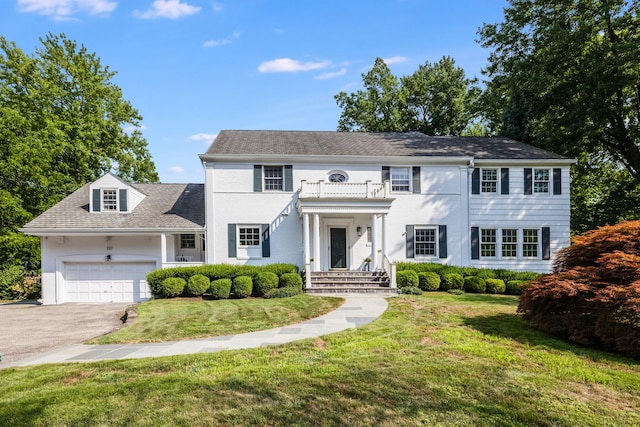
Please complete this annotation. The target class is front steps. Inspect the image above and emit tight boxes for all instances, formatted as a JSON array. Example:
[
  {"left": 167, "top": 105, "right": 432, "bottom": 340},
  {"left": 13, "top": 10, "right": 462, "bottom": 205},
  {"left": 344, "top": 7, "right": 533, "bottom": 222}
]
[{"left": 305, "top": 271, "right": 397, "bottom": 295}]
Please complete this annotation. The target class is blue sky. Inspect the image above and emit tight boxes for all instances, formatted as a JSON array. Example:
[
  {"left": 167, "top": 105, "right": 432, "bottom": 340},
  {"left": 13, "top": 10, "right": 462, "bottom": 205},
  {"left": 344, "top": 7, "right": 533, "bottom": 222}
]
[{"left": 1, "top": 0, "right": 509, "bottom": 183}]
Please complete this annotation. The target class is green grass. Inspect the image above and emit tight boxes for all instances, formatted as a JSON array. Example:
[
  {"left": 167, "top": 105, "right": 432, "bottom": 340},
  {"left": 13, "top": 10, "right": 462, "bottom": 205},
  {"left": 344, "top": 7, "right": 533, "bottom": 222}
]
[
  {"left": 89, "top": 295, "right": 344, "bottom": 344},
  {"left": 2, "top": 293, "right": 639, "bottom": 426}
]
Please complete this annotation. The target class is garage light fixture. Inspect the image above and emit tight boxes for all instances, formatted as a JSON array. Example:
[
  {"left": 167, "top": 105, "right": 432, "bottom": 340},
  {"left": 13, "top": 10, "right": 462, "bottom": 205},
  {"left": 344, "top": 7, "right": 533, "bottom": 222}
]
[{"left": 105, "top": 255, "right": 111, "bottom": 262}]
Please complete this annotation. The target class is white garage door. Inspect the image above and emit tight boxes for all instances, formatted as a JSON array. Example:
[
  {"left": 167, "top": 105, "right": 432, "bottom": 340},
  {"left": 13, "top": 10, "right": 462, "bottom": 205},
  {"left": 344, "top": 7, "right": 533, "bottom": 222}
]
[{"left": 64, "top": 262, "right": 154, "bottom": 303}]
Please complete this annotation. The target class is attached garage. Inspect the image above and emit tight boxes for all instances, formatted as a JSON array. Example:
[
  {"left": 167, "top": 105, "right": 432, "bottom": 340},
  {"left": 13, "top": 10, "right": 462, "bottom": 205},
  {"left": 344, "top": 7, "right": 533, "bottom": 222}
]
[{"left": 63, "top": 262, "right": 154, "bottom": 303}]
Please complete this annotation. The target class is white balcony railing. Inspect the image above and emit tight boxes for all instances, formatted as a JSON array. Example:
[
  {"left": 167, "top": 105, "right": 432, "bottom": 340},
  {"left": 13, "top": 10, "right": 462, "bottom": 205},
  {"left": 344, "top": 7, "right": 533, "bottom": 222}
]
[{"left": 299, "top": 180, "right": 390, "bottom": 199}]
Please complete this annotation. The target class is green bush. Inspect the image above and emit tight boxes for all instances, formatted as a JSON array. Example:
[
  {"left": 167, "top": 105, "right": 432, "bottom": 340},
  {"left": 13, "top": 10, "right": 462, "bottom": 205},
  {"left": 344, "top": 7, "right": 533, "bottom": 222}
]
[
  {"left": 448, "top": 288, "right": 465, "bottom": 295},
  {"left": 231, "top": 276, "right": 253, "bottom": 298},
  {"left": 463, "top": 276, "right": 486, "bottom": 293},
  {"left": 400, "top": 286, "right": 423, "bottom": 295},
  {"left": 485, "top": 278, "right": 506, "bottom": 294},
  {"left": 506, "top": 280, "right": 530, "bottom": 295},
  {"left": 253, "top": 272, "right": 279, "bottom": 297},
  {"left": 264, "top": 286, "right": 303, "bottom": 299},
  {"left": 185, "top": 274, "right": 210, "bottom": 296},
  {"left": 161, "top": 277, "right": 185, "bottom": 298},
  {"left": 279, "top": 273, "right": 303, "bottom": 289},
  {"left": 440, "top": 273, "right": 464, "bottom": 291},
  {"left": 209, "top": 278, "right": 231, "bottom": 299},
  {"left": 417, "top": 272, "right": 440, "bottom": 291},
  {"left": 0, "top": 266, "right": 27, "bottom": 300},
  {"left": 395, "top": 262, "right": 540, "bottom": 284},
  {"left": 396, "top": 270, "right": 419, "bottom": 288}
]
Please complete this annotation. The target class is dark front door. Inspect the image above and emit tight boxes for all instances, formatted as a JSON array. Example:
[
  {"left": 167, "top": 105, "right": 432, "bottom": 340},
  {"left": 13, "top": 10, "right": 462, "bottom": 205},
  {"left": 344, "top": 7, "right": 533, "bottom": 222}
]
[{"left": 330, "top": 228, "right": 347, "bottom": 269}]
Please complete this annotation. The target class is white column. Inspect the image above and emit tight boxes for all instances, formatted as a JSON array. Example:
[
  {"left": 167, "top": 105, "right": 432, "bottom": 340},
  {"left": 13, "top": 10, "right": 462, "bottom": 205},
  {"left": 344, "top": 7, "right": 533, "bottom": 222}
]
[
  {"left": 381, "top": 213, "right": 387, "bottom": 262},
  {"left": 160, "top": 233, "right": 167, "bottom": 266},
  {"left": 371, "top": 213, "right": 379, "bottom": 271},
  {"left": 313, "top": 213, "right": 320, "bottom": 271},
  {"left": 303, "top": 213, "right": 310, "bottom": 265}
]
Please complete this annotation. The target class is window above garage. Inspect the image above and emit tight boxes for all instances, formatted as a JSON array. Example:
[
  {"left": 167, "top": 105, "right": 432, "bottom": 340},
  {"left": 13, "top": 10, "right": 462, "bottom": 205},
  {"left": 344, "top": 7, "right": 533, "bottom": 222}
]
[{"left": 89, "top": 172, "right": 146, "bottom": 213}]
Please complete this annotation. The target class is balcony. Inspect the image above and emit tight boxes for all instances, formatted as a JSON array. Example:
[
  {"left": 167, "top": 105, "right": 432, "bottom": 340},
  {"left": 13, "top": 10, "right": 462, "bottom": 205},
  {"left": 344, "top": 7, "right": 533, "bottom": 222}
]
[{"left": 299, "top": 180, "right": 391, "bottom": 199}]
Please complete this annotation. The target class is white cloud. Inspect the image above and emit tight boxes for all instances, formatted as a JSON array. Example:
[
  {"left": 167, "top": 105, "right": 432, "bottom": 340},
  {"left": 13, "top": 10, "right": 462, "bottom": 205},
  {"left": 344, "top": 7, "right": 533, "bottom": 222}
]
[
  {"left": 17, "top": 0, "right": 117, "bottom": 20},
  {"left": 203, "top": 31, "right": 241, "bottom": 48},
  {"left": 188, "top": 133, "right": 217, "bottom": 142},
  {"left": 383, "top": 56, "right": 408, "bottom": 65},
  {"left": 258, "top": 58, "right": 331, "bottom": 73},
  {"left": 134, "top": 0, "right": 200, "bottom": 20},
  {"left": 168, "top": 166, "right": 184, "bottom": 173},
  {"left": 315, "top": 68, "right": 347, "bottom": 80}
]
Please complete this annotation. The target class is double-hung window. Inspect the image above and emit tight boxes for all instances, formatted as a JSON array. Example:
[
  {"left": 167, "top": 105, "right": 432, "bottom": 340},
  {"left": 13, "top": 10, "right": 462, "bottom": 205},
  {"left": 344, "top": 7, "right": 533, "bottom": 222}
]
[
  {"left": 415, "top": 227, "right": 436, "bottom": 256},
  {"left": 481, "top": 229, "right": 497, "bottom": 257},
  {"left": 263, "top": 166, "right": 284, "bottom": 191},
  {"left": 501, "top": 229, "right": 518, "bottom": 257},
  {"left": 238, "top": 226, "right": 261, "bottom": 247},
  {"left": 102, "top": 189, "right": 118, "bottom": 211},
  {"left": 522, "top": 229, "right": 539, "bottom": 257},
  {"left": 180, "top": 234, "right": 196, "bottom": 249},
  {"left": 391, "top": 167, "right": 410, "bottom": 192},
  {"left": 533, "top": 169, "right": 550, "bottom": 193},
  {"left": 481, "top": 169, "right": 498, "bottom": 193}
]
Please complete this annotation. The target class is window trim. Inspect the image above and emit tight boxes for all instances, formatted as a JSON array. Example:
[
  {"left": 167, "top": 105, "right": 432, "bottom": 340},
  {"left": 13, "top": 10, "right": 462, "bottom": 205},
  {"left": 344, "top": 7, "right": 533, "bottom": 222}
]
[
  {"left": 501, "top": 228, "right": 518, "bottom": 258},
  {"left": 390, "top": 167, "right": 411, "bottom": 192},
  {"left": 480, "top": 228, "right": 497, "bottom": 258},
  {"left": 481, "top": 168, "right": 498, "bottom": 194},
  {"left": 522, "top": 228, "right": 540, "bottom": 258},
  {"left": 414, "top": 226, "right": 437, "bottom": 257},
  {"left": 533, "top": 168, "right": 550, "bottom": 194},
  {"left": 180, "top": 234, "right": 196, "bottom": 249},
  {"left": 238, "top": 226, "right": 261, "bottom": 247},
  {"left": 328, "top": 170, "right": 348, "bottom": 183},
  {"left": 101, "top": 188, "right": 118, "bottom": 212},
  {"left": 263, "top": 166, "right": 284, "bottom": 191}
]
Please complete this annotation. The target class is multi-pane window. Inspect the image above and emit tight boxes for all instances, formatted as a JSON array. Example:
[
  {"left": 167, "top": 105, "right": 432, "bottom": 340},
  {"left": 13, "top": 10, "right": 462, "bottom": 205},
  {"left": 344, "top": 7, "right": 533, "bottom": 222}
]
[
  {"left": 180, "top": 234, "right": 195, "bottom": 249},
  {"left": 102, "top": 189, "right": 118, "bottom": 211},
  {"left": 481, "top": 169, "right": 498, "bottom": 193},
  {"left": 263, "top": 166, "right": 284, "bottom": 191},
  {"left": 502, "top": 229, "right": 518, "bottom": 257},
  {"left": 534, "top": 169, "right": 550, "bottom": 193},
  {"left": 523, "top": 229, "right": 539, "bottom": 257},
  {"left": 238, "top": 227, "right": 260, "bottom": 246},
  {"left": 415, "top": 228, "right": 436, "bottom": 256},
  {"left": 481, "top": 229, "right": 497, "bottom": 257},
  {"left": 328, "top": 172, "right": 347, "bottom": 183},
  {"left": 366, "top": 227, "right": 372, "bottom": 244},
  {"left": 391, "top": 167, "right": 410, "bottom": 192}
]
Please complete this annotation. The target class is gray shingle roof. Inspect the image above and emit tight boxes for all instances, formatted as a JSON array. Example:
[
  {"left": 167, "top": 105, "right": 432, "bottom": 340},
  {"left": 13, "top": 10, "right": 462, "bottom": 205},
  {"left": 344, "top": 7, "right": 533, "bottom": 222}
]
[
  {"left": 22, "top": 183, "right": 204, "bottom": 232},
  {"left": 204, "top": 130, "right": 567, "bottom": 160}
]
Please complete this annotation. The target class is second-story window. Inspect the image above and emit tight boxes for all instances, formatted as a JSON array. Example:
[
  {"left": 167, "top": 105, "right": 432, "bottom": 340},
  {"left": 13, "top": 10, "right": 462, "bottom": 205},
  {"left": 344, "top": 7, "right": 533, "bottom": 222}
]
[
  {"left": 328, "top": 172, "right": 347, "bottom": 183},
  {"left": 481, "top": 169, "right": 498, "bottom": 193},
  {"left": 264, "top": 166, "right": 284, "bottom": 191},
  {"left": 534, "top": 169, "right": 550, "bottom": 193},
  {"left": 391, "top": 167, "right": 410, "bottom": 192},
  {"left": 180, "top": 234, "right": 196, "bottom": 249},
  {"left": 102, "top": 189, "right": 118, "bottom": 211}
]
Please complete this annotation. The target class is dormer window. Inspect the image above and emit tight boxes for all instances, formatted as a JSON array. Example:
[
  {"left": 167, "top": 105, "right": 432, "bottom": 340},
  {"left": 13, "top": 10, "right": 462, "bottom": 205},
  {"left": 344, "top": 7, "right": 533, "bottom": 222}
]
[
  {"left": 92, "top": 188, "right": 128, "bottom": 212},
  {"left": 102, "top": 189, "right": 118, "bottom": 211}
]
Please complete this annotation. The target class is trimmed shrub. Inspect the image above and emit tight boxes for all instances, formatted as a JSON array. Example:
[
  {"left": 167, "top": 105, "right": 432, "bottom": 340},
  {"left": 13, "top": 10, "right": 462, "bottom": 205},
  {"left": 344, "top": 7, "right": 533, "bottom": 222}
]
[
  {"left": 506, "top": 280, "right": 530, "bottom": 295},
  {"left": 186, "top": 274, "right": 210, "bottom": 296},
  {"left": 463, "top": 276, "right": 486, "bottom": 293},
  {"left": 161, "top": 277, "right": 185, "bottom": 298},
  {"left": 400, "top": 286, "right": 423, "bottom": 295},
  {"left": 253, "top": 272, "right": 279, "bottom": 297},
  {"left": 264, "top": 286, "right": 302, "bottom": 299},
  {"left": 396, "top": 270, "right": 419, "bottom": 288},
  {"left": 448, "top": 289, "right": 465, "bottom": 295},
  {"left": 418, "top": 272, "right": 440, "bottom": 291},
  {"left": 279, "top": 273, "right": 303, "bottom": 289},
  {"left": 485, "top": 278, "right": 506, "bottom": 294},
  {"left": 209, "top": 278, "right": 231, "bottom": 299},
  {"left": 440, "top": 273, "right": 464, "bottom": 291},
  {"left": 231, "top": 276, "right": 253, "bottom": 298}
]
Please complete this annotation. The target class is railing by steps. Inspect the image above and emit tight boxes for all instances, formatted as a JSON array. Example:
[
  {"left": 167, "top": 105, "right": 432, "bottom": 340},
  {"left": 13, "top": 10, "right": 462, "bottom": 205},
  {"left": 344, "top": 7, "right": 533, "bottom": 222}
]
[
  {"left": 304, "top": 271, "right": 397, "bottom": 294},
  {"left": 299, "top": 180, "right": 391, "bottom": 199}
]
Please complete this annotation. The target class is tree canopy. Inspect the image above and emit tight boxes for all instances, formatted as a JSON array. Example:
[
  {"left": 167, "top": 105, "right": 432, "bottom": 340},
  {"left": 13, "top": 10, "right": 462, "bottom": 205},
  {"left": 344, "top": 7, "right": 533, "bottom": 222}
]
[
  {"left": 335, "top": 56, "right": 481, "bottom": 135},
  {"left": 0, "top": 33, "right": 158, "bottom": 269}
]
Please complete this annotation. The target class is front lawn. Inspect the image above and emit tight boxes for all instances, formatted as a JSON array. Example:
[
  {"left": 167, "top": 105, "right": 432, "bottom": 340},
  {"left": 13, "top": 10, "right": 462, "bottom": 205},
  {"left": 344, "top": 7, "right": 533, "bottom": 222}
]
[
  {"left": 2, "top": 293, "right": 639, "bottom": 426},
  {"left": 89, "top": 294, "right": 344, "bottom": 344}
]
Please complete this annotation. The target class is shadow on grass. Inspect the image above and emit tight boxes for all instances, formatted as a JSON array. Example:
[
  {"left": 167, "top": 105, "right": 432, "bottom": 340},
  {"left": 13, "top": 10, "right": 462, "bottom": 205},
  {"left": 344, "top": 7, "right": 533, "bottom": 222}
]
[{"left": 462, "top": 312, "right": 640, "bottom": 365}]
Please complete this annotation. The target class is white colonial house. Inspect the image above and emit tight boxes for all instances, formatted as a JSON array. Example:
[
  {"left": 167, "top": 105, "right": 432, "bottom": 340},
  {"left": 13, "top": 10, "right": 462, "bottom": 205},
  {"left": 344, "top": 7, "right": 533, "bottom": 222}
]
[{"left": 22, "top": 130, "right": 574, "bottom": 304}]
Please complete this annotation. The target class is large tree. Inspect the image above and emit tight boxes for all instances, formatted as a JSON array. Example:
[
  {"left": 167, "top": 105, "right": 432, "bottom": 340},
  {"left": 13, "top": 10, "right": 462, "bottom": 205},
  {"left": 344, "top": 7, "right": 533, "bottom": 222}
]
[
  {"left": 0, "top": 33, "right": 158, "bottom": 269},
  {"left": 335, "top": 56, "right": 480, "bottom": 135},
  {"left": 478, "top": 0, "right": 640, "bottom": 230}
]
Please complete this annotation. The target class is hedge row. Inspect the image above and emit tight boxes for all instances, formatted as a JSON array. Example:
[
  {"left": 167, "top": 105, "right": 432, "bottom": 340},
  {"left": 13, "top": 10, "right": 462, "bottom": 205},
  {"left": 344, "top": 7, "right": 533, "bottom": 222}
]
[
  {"left": 396, "top": 263, "right": 538, "bottom": 295},
  {"left": 150, "top": 264, "right": 303, "bottom": 299}
]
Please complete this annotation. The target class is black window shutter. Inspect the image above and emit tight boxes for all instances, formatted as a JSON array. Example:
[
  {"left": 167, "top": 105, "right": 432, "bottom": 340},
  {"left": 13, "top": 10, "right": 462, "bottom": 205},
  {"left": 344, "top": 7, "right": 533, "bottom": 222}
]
[
  {"left": 438, "top": 225, "right": 447, "bottom": 259},
  {"left": 119, "top": 189, "right": 127, "bottom": 212},
  {"left": 284, "top": 165, "right": 293, "bottom": 192},
  {"left": 92, "top": 189, "right": 101, "bottom": 212},
  {"left": 412, "top": 166, "right": 421, "bottom": 194},
  {"left": 542, "top": 227, "right": 551, "bottom": 260},
  {"left": 253, "top": 165, "right": 262, "bottom": 192},
  {"left": 406, "top": 225, "right": 414, "bottom": 258},
  {"left": 228, "top": 224, "right": 237, "bottom": 258},
  {"left": 501, "top": 168, "right": 510, "bottom": 195},
  {"left": 382, "top": 166, "right": 390, "bottom": 183},
  {"left": 471, "top": 168, "right": 480, "bottom": 194},
  {"left": 471, "top": 227, "right": 480, "bottom": 260},
  {"left": 553, "top": 168, "right": 562, "bottom": 195},
  {"left": 524, "top": 168, "right": 533, "bottom": 195},
  {"left": 261, "top": 224, "right": 270, "bottom": 258}
]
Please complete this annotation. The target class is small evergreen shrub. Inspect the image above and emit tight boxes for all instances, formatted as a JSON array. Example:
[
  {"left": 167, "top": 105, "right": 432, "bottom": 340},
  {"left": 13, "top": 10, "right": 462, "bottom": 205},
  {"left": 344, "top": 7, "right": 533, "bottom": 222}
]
[
  {"left": 506, "top": 280, "right": 530, "bottom": 295},
  {"left": 485, "top": 278, "right": 506, "bottom": 294},
  {"left": 253, "top": 272, "right": 279, "bottom": 297},
  {"left": 400, "top": 286, "right": 423, "bottom": 295},
  {"left": 396, "top": 270, "right": 419, "bottom": 288},
  {"left": 209, "top": 278, "right": 231, "bottom": 299},
  {"left": 463, "top": 276, "right": 486, "bottom": 293},
  {"left": 279, "top": 273, "right": 303, "bottom": 289},
  {"left": 186, "top": 274, "right": 210, "bottom": 296},
  {"left": 448, "top": 288, "right": 465, "bottom": 295},
  {"left": 161, "top": 277, "right": 185, "bottom": 298},
  {"left": 418, "top": 272, "right": 440, "bottom": 291},
  {"left": 231, "top": 275, "right": 253, "bottom": 298},
  {"left": 440, "top": 273, "right": 464, "bottom": 291},
  {"left": 264, "top": 286, "right": 302, "bottom": 299}
]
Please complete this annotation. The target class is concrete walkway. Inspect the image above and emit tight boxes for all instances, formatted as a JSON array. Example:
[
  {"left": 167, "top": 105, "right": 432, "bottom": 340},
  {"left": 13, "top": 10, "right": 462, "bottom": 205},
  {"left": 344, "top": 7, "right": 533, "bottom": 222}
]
[{"left": 4, "top": 295, "right": 389, "bottom": 368}]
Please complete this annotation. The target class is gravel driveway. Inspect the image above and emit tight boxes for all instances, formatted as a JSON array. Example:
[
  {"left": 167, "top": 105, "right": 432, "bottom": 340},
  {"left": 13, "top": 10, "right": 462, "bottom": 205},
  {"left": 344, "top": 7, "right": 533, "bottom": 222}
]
[{"left": 0, "top": 302, "right": 132, "bottom": 367}]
